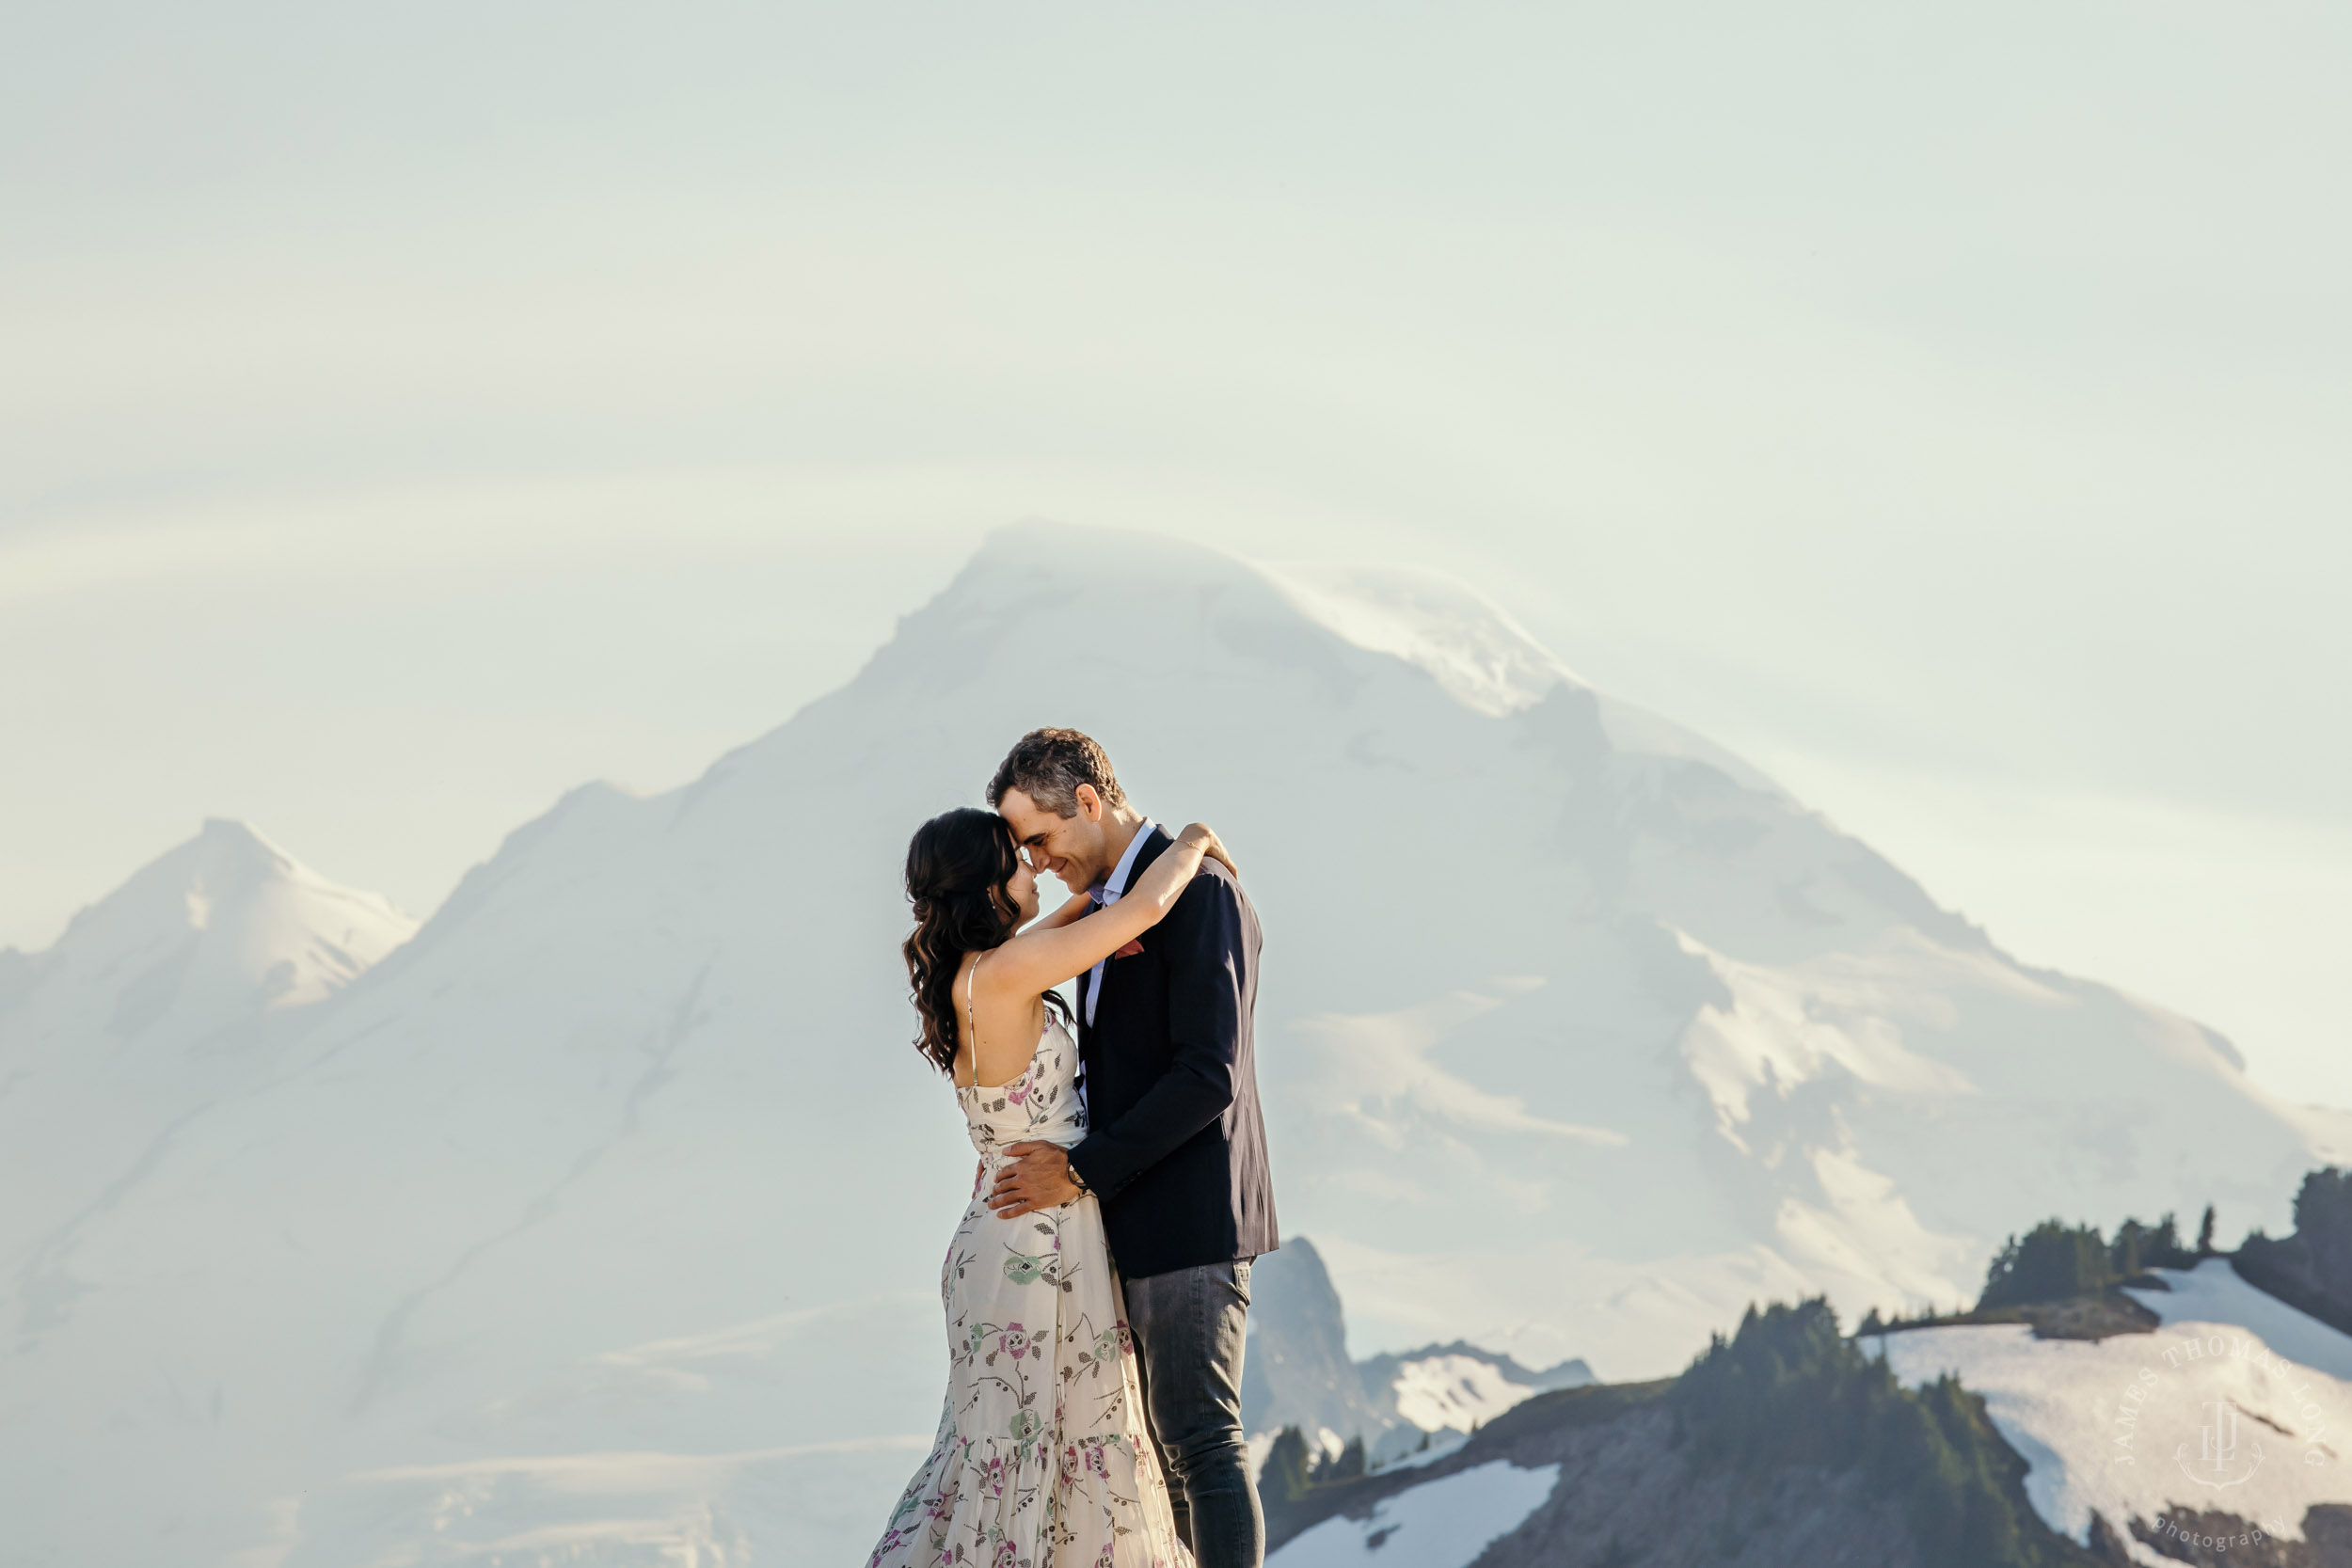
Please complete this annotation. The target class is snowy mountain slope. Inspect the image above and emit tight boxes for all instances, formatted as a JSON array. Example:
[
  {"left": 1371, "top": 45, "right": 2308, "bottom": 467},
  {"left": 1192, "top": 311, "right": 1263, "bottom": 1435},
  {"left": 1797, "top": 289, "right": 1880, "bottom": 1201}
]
[
  {"left": 0, "top": 821, "right": 419, "bottom": 1567},
  {"left": 0, "top": 818, "right": 415, "bottom": 1288},
  {"left": 1880, "top": 1261, "right": 2352, "bottom": 1565},
  {"left": 1260, "top": 561, "right": 1786, "bottom": 798},
  {"left": 5, "top": 522, "right": 2348, "bottom": 1567},
  {"left": 1359, "top": 1343, "right": 1596, "bottom": 1440},
  {"left": 1270, "top": 1459, "right": 1565, "bottom": 1568}
]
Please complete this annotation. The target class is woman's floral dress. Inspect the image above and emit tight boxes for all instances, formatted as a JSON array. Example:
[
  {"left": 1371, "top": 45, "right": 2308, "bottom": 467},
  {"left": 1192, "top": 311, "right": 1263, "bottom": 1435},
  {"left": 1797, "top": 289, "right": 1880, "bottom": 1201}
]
[{"left": 867, "top": 1012, "right": 1189, "bottom": 1568}]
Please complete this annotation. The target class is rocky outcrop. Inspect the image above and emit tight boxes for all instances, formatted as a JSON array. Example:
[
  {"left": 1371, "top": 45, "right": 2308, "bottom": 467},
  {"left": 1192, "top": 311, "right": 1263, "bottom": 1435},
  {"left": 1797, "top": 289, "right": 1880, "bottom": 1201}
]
[{"left": 1242, "top": 1237, "right": 1389, "bottom": 1446}]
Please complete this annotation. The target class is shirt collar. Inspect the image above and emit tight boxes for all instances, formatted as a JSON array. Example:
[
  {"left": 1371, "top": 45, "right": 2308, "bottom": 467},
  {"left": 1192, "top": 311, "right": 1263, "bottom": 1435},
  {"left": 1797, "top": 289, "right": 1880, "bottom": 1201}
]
[{"left": 1094, "top": 818, "right": 1154, "bottom": 904}]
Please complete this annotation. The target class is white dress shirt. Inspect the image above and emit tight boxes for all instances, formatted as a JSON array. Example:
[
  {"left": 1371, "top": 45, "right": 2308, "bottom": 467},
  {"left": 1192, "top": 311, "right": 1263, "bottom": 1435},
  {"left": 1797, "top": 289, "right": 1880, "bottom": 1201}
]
[{"left": 1084, "top": 818, "right": 1155, "bottom": 1028}]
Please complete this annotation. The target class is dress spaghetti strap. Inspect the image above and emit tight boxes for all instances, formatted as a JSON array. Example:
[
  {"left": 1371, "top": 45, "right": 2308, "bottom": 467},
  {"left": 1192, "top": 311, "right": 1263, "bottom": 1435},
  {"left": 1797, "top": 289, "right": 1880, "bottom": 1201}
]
[{"left": 961, "top": 956, "right": 980, "bottom": 1088}]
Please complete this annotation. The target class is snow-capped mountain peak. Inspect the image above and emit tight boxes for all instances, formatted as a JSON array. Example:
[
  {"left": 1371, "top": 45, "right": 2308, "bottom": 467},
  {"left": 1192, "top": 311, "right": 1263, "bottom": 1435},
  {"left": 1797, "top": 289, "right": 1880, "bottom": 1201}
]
[
  {"left": 22, "top": 816, "right": 417, "bottom": 1037},
  {"left": 0, "top": 820, "right": 419, "bottom": 1304}
]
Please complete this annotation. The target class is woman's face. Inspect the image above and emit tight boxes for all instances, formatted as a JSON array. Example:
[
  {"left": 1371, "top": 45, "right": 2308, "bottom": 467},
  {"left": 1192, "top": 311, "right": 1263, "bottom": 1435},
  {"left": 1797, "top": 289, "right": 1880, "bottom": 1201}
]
[{"left": 1004, "top": 855, "right": 1041, "bottom": 926}]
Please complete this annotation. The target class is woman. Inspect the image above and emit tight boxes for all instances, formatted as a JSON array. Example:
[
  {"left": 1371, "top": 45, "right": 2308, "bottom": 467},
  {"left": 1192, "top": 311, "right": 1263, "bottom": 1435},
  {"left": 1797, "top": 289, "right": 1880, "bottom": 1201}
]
[{"left": 868, "top": 807, "right": 1233, "bottom": 1568}]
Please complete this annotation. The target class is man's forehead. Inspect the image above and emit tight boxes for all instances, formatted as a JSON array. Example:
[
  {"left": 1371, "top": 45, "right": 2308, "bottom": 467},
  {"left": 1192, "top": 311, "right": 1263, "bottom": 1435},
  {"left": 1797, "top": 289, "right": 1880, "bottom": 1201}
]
[{"left": 996, "top": 790, "right": 1053, "bottom": 832}]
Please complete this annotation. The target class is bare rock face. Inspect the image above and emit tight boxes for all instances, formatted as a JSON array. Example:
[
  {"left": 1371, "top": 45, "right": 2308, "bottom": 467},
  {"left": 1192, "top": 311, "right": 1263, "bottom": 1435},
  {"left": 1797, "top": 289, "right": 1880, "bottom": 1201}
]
[{"left": 1242, "top": 1237, "right": 1390, "bottom": 1446}]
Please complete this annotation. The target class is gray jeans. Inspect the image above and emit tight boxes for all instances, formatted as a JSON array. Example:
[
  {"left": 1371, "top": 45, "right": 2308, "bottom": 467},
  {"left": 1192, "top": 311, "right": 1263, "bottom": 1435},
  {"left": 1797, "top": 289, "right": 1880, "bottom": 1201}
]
[{"left": 1121, "top": 1258, "right": 1263, "bottom": 1568}]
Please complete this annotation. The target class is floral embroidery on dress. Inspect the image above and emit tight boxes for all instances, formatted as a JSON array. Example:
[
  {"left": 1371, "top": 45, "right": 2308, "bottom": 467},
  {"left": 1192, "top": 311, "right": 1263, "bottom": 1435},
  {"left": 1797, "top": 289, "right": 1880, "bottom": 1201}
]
[{"left": 867, "top": 1018, "right": 1189, "bottom": 1568}]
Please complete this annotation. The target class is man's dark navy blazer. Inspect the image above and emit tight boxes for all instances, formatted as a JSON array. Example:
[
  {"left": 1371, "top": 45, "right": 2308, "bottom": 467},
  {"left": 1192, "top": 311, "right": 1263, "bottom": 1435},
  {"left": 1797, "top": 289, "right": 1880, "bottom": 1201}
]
[{"left": 1067, "top": 825, "right": 1278, "bottom": 1280}]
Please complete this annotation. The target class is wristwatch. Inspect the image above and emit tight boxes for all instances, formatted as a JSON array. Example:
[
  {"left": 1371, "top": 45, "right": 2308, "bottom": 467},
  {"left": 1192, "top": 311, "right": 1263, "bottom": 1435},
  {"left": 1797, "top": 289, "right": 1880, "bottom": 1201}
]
[{"left": 1066, "top": 1160, "right": 1091, "bottom": 1197}]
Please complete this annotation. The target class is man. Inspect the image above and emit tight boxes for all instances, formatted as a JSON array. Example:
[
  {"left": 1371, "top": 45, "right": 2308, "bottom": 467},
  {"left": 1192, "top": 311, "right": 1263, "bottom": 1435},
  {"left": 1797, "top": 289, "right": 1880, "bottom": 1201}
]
[{"left": 987, "top": 727, "right": 1277, "bottom": 1568}]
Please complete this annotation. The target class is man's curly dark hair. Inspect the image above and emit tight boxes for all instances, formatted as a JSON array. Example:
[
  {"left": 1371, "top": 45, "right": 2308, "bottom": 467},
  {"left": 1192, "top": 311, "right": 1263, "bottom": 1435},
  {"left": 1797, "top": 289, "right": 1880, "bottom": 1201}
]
[{"left": 986, "top": 727, "right": 1128, "bottom": 818}]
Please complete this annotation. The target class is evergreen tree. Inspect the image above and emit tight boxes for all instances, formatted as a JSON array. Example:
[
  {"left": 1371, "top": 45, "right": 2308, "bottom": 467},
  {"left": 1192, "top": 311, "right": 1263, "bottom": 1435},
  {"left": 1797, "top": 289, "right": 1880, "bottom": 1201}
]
[
  {"left": 1321, "top": 1435, "right": 1365, "bottom": 1482},
  {"left": 2240, "top": 1167, "right": 2352, "bottom": 1334},
  {"left": 1261, "top": 1426, "right": 1311, "bottom": 1503},
  {"left": 2293, "top": 1167, "right": 2352, "bottom": 1296},
  {"left": 1978, "top": 1221, "right": 2112, "bottom": 1309},
  {"left": 2197, "top": 1205, "right": 2217, "bottom": 1256},
  {"left": 1672, "top": 1297, "right": 2078, "bottom": 1568},
  {"left": 2296, "top": 1167, "right": 2352, "bottom": 1239},
  {"left": 2108, "top": 1218, "right": 2146, "bottom": 1277}
]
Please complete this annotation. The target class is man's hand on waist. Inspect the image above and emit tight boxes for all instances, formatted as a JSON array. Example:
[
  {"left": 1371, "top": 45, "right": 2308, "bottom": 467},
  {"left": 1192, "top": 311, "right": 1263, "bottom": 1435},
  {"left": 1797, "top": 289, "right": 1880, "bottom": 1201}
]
[{"left": 989, "top": 1142, "right": 1087, "bottom": 1218}]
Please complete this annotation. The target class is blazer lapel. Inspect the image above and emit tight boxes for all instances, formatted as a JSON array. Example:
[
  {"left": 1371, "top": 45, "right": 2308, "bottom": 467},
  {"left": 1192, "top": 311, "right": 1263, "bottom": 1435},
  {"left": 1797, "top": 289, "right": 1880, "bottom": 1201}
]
[
  {"left": 1119, "top": 824, "right": 1176, "bottom": 888},
  {"left": 1091, "top": 824, "right": 1173, "bottom": 1022}
]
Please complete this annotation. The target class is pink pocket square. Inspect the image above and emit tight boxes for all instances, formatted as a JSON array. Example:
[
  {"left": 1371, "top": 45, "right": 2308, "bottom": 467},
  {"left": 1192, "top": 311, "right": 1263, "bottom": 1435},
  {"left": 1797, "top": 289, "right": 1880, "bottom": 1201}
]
[{"left": 1111, "top": 940, "right": 1145, "bottom": 958}]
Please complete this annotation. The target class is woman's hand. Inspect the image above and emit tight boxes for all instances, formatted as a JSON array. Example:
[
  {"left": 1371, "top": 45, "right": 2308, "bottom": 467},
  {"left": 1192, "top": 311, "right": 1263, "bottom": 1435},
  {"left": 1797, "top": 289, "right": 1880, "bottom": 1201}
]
[{"left": 1178, "top": 822, "right": 1238, "bottom": 879}]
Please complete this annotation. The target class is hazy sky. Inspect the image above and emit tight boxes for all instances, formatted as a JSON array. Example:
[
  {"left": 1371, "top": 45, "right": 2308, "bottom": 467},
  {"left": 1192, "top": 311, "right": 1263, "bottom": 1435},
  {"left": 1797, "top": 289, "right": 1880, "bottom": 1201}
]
[{"left": 5, "top": 4, "right": 2347, "bottom": 1101}]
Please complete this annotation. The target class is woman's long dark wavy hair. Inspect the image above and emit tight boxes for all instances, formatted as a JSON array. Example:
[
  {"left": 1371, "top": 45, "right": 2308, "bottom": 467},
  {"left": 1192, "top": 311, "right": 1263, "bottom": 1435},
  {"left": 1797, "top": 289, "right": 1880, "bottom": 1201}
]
[{"left": 902, "top": 807, "right": 1070, "bottom": 1076}]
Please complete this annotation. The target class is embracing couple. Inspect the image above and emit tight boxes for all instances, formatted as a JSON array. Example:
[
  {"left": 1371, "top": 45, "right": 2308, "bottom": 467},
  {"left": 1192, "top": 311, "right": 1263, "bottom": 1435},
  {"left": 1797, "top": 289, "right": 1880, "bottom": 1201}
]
[{"left": 867, "top": 729, "right": 1278, "bottom": 1568}]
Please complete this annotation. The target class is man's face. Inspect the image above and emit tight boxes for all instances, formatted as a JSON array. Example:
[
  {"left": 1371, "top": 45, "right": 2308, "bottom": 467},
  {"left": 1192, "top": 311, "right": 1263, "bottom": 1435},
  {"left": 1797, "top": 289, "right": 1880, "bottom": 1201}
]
[{"left": 997, "top": 786, "right": 1108, "bottom": 891}]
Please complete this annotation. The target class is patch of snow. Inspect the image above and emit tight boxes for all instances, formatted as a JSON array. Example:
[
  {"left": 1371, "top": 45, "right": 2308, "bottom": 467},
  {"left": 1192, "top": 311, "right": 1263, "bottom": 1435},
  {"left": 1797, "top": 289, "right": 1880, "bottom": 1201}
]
[
  {"left": 1370, "top": 1427, "right": 1470, "bottom": 1474},
  {"left": 1390, "top": 1354, "right": 1538, "bottom": 1433},
  {"left": 1270, "top": 1460, "right": 1561, "bottom": 1568},
  {"left": 1881, "top": 1270, "right": 2352, "bottom": 1566},
  {"left": 2125, "top": 1259, "right": 2352, "bottom": 1382}
]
